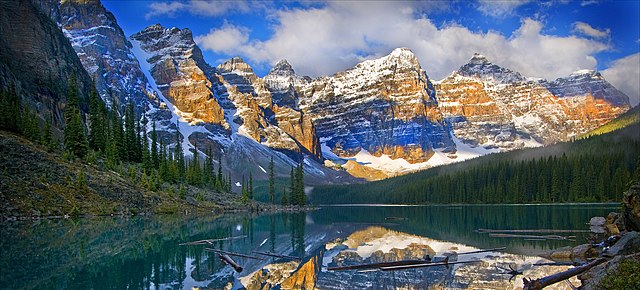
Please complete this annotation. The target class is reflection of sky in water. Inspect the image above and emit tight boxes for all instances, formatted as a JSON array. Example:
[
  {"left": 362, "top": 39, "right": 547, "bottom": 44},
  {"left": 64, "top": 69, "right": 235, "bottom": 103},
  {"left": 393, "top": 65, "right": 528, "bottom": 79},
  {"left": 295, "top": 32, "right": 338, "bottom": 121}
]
[{"left": 0, "top": 204, "right": 618, "bottom": 289}]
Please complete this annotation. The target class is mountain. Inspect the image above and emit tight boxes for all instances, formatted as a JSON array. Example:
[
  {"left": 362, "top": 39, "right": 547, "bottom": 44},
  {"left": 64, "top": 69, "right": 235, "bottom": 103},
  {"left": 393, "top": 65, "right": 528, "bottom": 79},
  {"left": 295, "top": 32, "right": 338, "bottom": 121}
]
[
  {"left": 129, "top": 24, "right": 349, "bottom": 187},
  {"left": 0, "top": 0, "right": 95, "bottom": 129},
  {"left": 22, "top": 0, "right": 633, "bottom": 184},
  {"left": 435, "top": 54, "right": 630, "bottom": 153}
]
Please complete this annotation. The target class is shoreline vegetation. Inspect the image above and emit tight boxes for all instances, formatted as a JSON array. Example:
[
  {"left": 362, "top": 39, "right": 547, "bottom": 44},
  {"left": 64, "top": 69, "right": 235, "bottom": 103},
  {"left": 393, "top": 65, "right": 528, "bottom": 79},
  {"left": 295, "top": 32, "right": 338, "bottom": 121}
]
[{"left": 0, "top": 130, "right": 311, "bottom": 221}]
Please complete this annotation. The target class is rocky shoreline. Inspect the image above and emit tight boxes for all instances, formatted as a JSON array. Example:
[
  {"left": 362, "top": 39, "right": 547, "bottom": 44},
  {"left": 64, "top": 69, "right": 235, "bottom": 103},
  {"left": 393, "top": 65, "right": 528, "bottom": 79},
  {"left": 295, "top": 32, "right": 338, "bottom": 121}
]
[{"left": 533, "top": 180, "right": 640, "bottom": 289}]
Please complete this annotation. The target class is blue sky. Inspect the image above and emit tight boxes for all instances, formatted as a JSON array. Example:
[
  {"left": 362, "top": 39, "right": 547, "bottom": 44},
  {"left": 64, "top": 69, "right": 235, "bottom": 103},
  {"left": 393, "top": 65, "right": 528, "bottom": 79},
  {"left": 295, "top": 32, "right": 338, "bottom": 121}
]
[{"left": 103, "top": 0, "right": 640, "bottom": 105}]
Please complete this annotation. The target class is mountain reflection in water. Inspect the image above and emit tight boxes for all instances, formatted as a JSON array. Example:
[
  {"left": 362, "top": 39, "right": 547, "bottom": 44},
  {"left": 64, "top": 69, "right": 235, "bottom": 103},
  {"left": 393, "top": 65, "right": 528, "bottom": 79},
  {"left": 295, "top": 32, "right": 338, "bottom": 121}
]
[{"left": 0, "top": 204, "right": 617, "bottom": 289}]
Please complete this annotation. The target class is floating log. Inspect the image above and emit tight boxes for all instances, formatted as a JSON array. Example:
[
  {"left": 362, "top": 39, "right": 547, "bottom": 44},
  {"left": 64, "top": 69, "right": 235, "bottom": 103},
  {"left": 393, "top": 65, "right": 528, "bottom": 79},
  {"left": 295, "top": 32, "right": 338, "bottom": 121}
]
[
  {"left": 328, "top": 259, "right": 432, "bottom": 271},
  {"left": 457, "top": 247, "right": 507, "bottom": 255},
  {"left": 204, "top": 248, "right": 264, "bottom": 260},
  {"left": 380, "top": 260, "right": 481, "bottom": 271},
  {"left": 179, "top": 235, "right": 247, "bottom": 246},
  {"left": 252, "top": 251, "right": 301, "bottom": 261},
  {"left": 523, "top": 258, "right": 607, "bottom": 290},
  {"left": 385, "top": 217, "right": 408, "bottom": 221},
  {"left": 478, "top": 229, "right": 589, "bottom": 233},
  {"left": 489, "top": 233, "right": 576, "bottom": 241},
  {"left": 219, "top": 254, "right": 243, "bottom": 273}
]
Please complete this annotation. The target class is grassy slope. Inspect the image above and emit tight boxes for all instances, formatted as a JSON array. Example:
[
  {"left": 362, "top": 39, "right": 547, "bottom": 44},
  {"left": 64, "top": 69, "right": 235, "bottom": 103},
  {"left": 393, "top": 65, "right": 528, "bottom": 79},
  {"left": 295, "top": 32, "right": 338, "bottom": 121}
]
[
  {"left": 0, "top": 131, "right": 262, "bottom": 218},
  {"left": 581, "top": 105, "right": 640, "bottom": 138}
]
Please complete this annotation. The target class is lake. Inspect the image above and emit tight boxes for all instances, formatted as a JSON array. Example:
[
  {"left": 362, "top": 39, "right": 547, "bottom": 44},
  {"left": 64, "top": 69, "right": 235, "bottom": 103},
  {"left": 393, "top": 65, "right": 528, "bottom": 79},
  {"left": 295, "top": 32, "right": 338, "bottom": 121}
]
[{"left": 0, "top": 204, "right": 620, "bottom": 289}]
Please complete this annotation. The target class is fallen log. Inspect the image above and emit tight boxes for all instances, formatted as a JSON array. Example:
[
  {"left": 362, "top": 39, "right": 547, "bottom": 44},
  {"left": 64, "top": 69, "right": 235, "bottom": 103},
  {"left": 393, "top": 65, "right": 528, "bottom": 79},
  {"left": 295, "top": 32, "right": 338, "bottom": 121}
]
[
  {"left": 219, "top": 254, "right": 243, "bottom": 273},
  {"left": 204, "top": 248, "right": 264, "bottom": 260},
  {"left": 523, "top": 257, "right": 607, "bottom": 290},
  {"left": 478, "top": 229, "right": 589, "bottom": 233},
  {"left": 380, "top": 260, "right": 481, "bottom": 271},
  {"left": 252, "top": 251, "right": 301, "bottom": 261},
  {"left": 328, "top": 259, "right": 431, "bottom": 271},
  {"left": 489, "top": 233, "right": 576, "bottom": 241},
  {"left": 457, "top": 247, "right": 507, "bottom": 255},
  {"left": 179, "top": 235, "right": 247, "bottom": 246}
]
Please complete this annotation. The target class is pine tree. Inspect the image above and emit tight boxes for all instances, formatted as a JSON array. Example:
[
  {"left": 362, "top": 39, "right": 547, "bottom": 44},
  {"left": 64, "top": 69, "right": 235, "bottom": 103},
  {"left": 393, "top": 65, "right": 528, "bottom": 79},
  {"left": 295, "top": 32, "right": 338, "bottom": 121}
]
[
  {"left": 268, "top": 157, "right": 275, "bottom": 203},
  {"left": 281, "top": 187, "right": 289, "bottom": 205},
  {"left": 249, "top": 172, "right": 254, "bottom": 200},
  {"left": 295, "top": 163, "right": 305, "bottom": 205},
  {"left": 151, "top": 121, "right": 158, "bottom": 169},
  {"left": 0, "top": 85, "right": 21, "bottom": 132},
  {"left": 289, "top": 166, "right": 295, "bottom": 205},
  {"left": 63, "top": 75, "right": 88, "bottom": 159},
  {"left": 174, "top": 120, "right": 185, "bottom": 182},
  {"left": 88, "top": 87, "right": 106, "bottom": 153},
  {"left": 216, "top": 155, "right": 223, "bottom": 191},
  {"left": 141, "top": 115, "right": 152, "bottom": 172},
  {"left": 241, "top": 175, "right": 248, "bottom": 203},
  {"left": 124, "top": 101, "right": 136, "bottom": 162}
]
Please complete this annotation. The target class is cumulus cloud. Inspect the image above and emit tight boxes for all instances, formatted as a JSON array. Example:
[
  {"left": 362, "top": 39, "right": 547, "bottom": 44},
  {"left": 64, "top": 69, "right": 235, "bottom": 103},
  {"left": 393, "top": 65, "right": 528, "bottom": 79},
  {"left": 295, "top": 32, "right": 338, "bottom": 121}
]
[
  {"left": 145, "top": 0, "right": 251, "bottom": 19},
  {"left": 572, "top": 21, "right": 610, "bottom": 39},
  {"left": 195, "top": 2, "right": 610, "bottom": 82},
  {"left": 477, "top": 0, "right": 531, "bottom": 17},
  {"left": 602, "top": 53, "right": 640, "bottom": 106},
  {"left": 195, "top": 23, "right": 250, "bottom": 55}
]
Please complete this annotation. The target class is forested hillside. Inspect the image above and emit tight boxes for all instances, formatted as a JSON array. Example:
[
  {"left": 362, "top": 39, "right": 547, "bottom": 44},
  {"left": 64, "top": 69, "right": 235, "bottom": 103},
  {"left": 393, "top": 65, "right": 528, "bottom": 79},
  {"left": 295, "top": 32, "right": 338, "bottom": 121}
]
[{"left": 311, "top": 115, "right": 640, "bottom": 204}]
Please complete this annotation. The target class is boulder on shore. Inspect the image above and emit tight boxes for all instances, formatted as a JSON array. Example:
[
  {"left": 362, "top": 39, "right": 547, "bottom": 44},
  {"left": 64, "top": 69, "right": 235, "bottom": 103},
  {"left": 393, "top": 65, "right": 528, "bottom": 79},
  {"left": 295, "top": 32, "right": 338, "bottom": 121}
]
[{"left": 623, "top": 180, "right": 640, "bottom": 232}]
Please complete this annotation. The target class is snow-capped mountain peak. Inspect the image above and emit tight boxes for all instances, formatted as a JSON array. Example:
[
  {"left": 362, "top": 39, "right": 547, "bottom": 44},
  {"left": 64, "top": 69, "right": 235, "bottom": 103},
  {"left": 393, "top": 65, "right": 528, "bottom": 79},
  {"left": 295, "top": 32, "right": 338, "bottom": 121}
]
[{"left": 457, "top": 53, "right": 526, "bottom": 84}]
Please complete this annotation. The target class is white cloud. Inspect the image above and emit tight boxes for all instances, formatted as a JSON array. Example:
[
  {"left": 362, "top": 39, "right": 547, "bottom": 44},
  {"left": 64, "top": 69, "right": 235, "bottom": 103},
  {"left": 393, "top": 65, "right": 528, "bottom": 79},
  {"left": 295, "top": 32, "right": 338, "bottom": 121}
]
[
  {"left": 145, "top": 2, "right": 186, "bottom": 19},
  {"left": 195, "top": 24, "right": 250, "bottom": 55},
  {"left": 145, "top": 0, "right": 251, "bottom": 19},
  {"left": 477, "top": 0, "right": 531, "bottom": 17},
  {"left": 602, "top": 53, "right": 640, "bottom": 106},
  {"left": 572, "top": 21, "right": 610, "bottom": 39},
  {"left": 195, "top": 2, "right": 610, "bottom": 82},
  {"left": 580, "top": 0, "right": 599, "bottom": 7}
]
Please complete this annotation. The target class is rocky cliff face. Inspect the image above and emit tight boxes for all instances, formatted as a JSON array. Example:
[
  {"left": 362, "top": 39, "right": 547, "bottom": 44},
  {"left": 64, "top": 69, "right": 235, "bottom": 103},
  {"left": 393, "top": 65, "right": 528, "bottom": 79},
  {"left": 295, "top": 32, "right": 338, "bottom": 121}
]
[
  {"left": 298, "top": 48, "right": 453, "bottom": 164},
  {"left": 0, "top": 0, "right": 95, "bottom": 128},
  {"left": 131, "top": 25, "right": 226, "bottom": 126},
  {"left": 435, "top": 54, "right": 630, "bottom": 151},
  {"left": 59, "top": 0, "right": 165, "bottom": 114}
]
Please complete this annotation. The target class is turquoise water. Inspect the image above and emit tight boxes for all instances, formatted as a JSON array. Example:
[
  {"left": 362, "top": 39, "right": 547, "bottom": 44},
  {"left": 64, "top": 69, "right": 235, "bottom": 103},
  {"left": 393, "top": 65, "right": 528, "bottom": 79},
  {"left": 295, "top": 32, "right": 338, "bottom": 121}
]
[{"left": 0, "top": 204, "right": 619, "bottom": 289}]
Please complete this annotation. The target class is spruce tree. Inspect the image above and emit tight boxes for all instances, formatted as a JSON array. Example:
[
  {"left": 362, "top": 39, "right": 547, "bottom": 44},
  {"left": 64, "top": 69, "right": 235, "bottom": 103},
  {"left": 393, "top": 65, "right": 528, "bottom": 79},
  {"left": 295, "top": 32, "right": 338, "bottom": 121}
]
[
  {"left": 88, "top": 87, "right": 106, "bottom": 153},
  {"left": 281, "top": 187, "right": 289, "bottom": 205},
  {"left": 151, "top": 121, "right": 158, "bottom": 169},
  {"left": 124, "top": 101, "right": 136, "bottom": 162},
  {"left": 268, "top": 157, "right": 275, "bottom": 203},
  {"left": 174, "top": 120, "right": 185, "bottom": 182},
  {"left": 141, "top": 116, "right": 152, "bottom": 172},
  {"left": 216, "top": 155, "right": 223, "bottom": 191},
  {"left": 43, "top": 116, "right": 53, "bottom": 151},
  {"left": 63, "top": 74, "right": 88, "bottom": 159},
  {"left": 249, "top": 172, "right": 254, "bottom": 200}
]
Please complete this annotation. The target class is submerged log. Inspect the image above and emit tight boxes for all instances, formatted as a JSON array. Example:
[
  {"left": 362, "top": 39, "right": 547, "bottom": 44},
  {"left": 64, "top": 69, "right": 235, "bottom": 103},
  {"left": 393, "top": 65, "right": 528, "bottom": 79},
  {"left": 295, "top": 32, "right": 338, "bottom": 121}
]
[
  {"left": 252, "top": 251, "right": 301, "bottom": 261},
  {"left": 179, "top": 235, "right": 247, "bottom": 246},
  {"left": 456, "top": 247, "right": 507, "bottom": 255},
  {"left": 489, "top": 233, "right": 576, "bottom": 240},
  {"left": 204, "top": 248, "right": 264, "bottom": 260},
  {"left": 478, "top": 229, "right": 589, "bottom": 233},
  {"left": 328, "top": 259, "right": 431, "bottom": 271},
  {"left": 219, "top": 254, "right": 243, "bottom": 273},
  {"left": 380, "top": 260, "right": 481, "bottom": 271},
  {"left": 523, "top": 258, "right": 607, "bottom": 290}
]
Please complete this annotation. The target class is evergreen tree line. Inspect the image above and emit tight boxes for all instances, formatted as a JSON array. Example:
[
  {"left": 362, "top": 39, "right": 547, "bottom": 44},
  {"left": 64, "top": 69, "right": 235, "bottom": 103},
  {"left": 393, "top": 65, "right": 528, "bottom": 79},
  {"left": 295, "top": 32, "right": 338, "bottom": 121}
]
[
  {"left": 0, "top": 84, "right": 58, "bottom": 151},
  {"left": 279, "top": 162, "right": 306, "bottom": 206},
  {"left": 1, "top": 76, "right": 234, "bottom": 196},
  {"left": 312, "top": 124, "right": 640, "bottom": 205}
]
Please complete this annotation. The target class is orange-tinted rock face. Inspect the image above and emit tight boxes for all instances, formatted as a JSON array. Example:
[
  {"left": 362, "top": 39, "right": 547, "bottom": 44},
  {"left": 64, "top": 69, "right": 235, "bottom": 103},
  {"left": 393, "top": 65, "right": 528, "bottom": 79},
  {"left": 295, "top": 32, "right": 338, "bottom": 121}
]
[
  {"left": 131, "top": 25, "right": 226, "bottom": 126},
  {"left": 436, "top": 55, "right": 630, "bottom": 151},
  {"left": 298, "top": 48, "right": 454, "bottom": 163}
]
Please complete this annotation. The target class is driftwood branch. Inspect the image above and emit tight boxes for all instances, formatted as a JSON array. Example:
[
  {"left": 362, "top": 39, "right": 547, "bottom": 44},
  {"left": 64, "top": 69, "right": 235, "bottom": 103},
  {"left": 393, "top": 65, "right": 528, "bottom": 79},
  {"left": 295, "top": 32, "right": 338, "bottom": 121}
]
[
  {"left": 456, "top": 247, "right": 507, "bottom": 255},
  {"left": 523, "top": 258, "right": 607, "bottom": 290}
]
